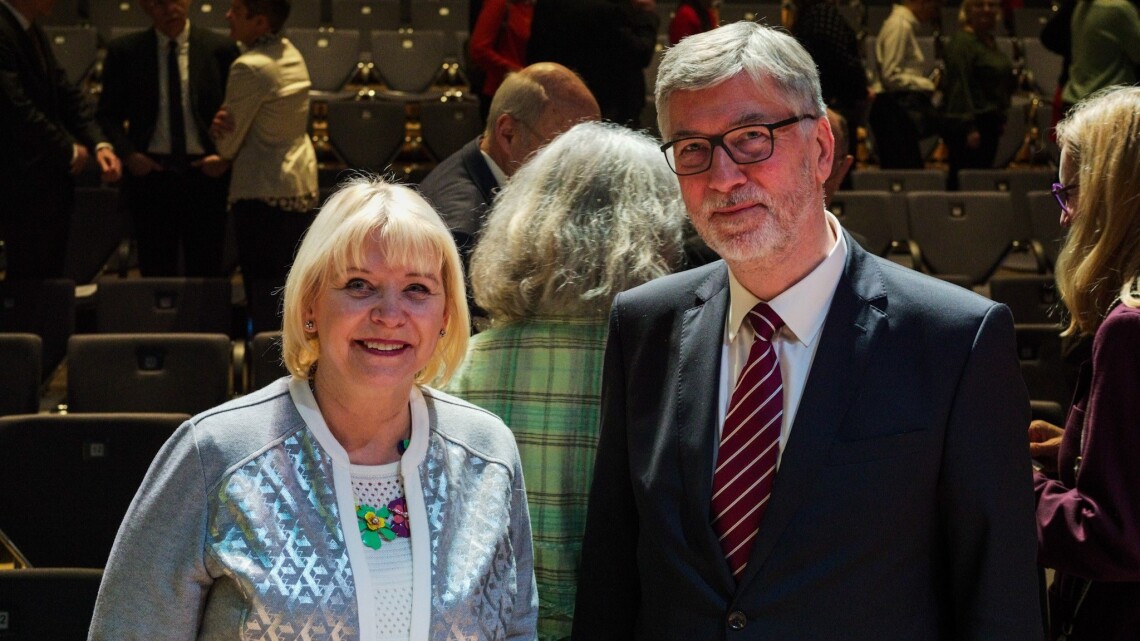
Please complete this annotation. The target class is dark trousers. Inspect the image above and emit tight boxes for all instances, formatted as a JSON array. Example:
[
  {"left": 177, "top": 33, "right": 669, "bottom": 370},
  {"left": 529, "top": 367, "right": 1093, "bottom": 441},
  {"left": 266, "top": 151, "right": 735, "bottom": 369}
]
[
  {"left": 2, "top": 172, "right": 73, "bottom": 279},
  {"left": 869, "top": 91, "right": 934, "bottom": 169},
  {"left": 944, "top": 112, "right": 1005, "bottom": 190},
  {"left": 127, "top": 160, "right": 229, "bottom": 277},
  {"left": 231, "top": 199, "right": 314, "bottom": 336}
]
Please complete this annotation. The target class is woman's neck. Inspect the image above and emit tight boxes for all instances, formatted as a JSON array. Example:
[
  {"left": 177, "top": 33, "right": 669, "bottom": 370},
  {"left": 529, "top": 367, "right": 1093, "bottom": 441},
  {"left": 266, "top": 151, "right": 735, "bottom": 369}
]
[{"left": 313, "top": 374, "right": 413, "bottom": 465}]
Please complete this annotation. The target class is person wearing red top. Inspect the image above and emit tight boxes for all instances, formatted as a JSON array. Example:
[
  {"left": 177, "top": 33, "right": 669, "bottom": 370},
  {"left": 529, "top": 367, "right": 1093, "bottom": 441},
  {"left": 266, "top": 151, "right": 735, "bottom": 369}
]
[
  {"left": 668, "top": 0, "right": 717, "bottom": 45},
  {"left": 470, "top": 0, "right": 534, "bottom": 120}
]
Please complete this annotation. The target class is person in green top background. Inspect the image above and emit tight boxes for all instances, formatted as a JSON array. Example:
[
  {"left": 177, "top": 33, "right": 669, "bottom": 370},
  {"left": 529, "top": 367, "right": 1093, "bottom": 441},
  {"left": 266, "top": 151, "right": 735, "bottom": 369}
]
[
  {"left": 445, "top": 120, "right": 688, "bottom": 640},
  {"left": 940, "top": 0, "right": 1015, "bottom": 189}
]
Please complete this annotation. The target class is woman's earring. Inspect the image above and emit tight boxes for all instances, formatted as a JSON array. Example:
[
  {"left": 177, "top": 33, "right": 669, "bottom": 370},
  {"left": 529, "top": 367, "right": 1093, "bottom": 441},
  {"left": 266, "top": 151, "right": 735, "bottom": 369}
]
[
  {"left": 439, "top": 328, "right": 447, "bottom": 337},
  {"left": 305, "top": 320, "right": 315, "bottom": 331}
]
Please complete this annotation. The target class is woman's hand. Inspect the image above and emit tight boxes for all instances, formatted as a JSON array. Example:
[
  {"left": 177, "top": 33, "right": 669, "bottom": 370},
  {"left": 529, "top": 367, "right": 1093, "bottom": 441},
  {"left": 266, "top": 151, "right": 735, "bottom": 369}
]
[{"left": 1028, "top": 420, "right": 1063, "bottom": 473}]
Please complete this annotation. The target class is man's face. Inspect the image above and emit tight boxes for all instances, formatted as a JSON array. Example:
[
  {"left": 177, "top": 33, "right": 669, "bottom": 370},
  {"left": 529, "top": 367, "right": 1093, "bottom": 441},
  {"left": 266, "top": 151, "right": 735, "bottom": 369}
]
[
  {"left": 142, "top": 0, "right": 190, "bottom": 39},
  {"left": 663, "top": 73, "right": 832, "bottom": 267},
  {"left": 226, "top": 0, "right": 265, "bottom": 45}
]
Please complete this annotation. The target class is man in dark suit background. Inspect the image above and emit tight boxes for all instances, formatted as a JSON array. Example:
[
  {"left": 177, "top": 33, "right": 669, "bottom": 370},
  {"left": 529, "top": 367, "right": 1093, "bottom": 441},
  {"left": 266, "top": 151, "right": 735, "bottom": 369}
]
[
  {"left": 97, "top": 0, "right": 238, "bottom": 277},
  {"left": 572, "top": 21, "right": 1043, "bottom": 640},
  {"left": 0, "top": 0, "right": 121, "bottom": 279},
  {"left": 418, "top": 61, "right": 598, "bottom": 263}
]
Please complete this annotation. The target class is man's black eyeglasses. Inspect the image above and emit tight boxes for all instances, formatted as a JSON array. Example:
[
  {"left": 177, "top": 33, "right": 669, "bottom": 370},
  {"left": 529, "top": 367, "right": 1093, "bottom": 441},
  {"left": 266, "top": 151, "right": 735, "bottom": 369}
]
[{"left": 659, "top": 115, "right": 817, "bottom": 176}]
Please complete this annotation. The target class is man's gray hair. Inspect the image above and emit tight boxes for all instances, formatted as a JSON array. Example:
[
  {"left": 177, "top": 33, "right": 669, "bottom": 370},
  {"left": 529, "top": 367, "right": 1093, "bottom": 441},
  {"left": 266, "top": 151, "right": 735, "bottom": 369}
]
[
  {"left": 469, "top": 121, "right": 687, "bottom": 323},
  {"left": 655, "top": 21, "right": 827, "bottom": 136}
]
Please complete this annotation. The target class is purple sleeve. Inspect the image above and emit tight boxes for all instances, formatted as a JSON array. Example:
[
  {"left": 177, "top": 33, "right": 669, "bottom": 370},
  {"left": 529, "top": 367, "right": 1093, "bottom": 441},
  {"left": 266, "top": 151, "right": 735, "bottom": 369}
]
[{"left": 1035, "top": 305, "right": 1140, "bottom": 580}]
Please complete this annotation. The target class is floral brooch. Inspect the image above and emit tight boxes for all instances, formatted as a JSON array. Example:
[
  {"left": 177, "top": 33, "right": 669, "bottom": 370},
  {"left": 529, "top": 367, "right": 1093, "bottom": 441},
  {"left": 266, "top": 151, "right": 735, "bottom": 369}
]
[{"left": 356, "top": 496, "right": 410, "bottom": 550}]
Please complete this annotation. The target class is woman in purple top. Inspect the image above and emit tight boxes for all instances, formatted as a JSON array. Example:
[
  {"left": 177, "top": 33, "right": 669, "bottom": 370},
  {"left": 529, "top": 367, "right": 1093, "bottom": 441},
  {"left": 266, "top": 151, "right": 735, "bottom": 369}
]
[{"left": 1029, "top": 85, "right": 1140, "bottom": 641}]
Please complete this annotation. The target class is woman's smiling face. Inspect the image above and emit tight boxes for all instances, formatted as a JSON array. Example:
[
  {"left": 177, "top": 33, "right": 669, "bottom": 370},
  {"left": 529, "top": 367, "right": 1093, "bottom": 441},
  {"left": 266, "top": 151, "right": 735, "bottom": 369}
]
[{"left": 306, "top": 240, "right": 449, "bottom": 395}]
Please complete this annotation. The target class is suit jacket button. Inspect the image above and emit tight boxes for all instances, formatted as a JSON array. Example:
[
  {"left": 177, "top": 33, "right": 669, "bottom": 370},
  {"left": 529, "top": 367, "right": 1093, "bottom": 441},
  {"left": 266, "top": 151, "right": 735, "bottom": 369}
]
[{"left": 727, "top": 610, "right": 747, "bottom": 631}]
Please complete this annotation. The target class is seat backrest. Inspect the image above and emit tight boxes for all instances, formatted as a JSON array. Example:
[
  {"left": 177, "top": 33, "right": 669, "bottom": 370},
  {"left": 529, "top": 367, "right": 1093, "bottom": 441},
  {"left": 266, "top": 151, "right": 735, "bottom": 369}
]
[
  {"left": 371, "top": 29, "right": 447, "bottom": 93},
  {"left": 286, "top": 27, "right": 361, "bottom": 92},
  {"left": 0, "top": 279, "right": 75, "bottom": 382},
  {"left": 94, "top": 277, "right": 233, "bottom": 334},
  {"left": 0, "top": 414, "right": 185, "bottom": 568},
  {"left": 988, "top": 274, "right": 1064, "bottom": 325},
  {"left": 0, "top": 568, "right": 103, "bottom": 640},
  {"left": 67, "top": 333, "right": 233, "bottom": 414},
  {"left": 906, "top": 191, "right": 1015, "bottom": 285},
  {"left": 332, "top": 0, "right": 403, "bottom": 33},
  {"left": 248, "top": 331, "right": 290, "bottom": 392},
  {"left": 0, "top": 334, "right": 42, "bottom": 417},
  {"left": 1026, "top": 189, "right": 1066, "bottom": 268},
  {"left": 418, "top": 97, "right": 482, "bottom": 162},
  {"left": 718, "top": 3, "right": 783, "bottom": 27},
  {"left": 189, "top": 1, "right": 231, "bottom": 31},
  {"left": 1015, "top": 323, "right": 1071, "bottom": 408},
  {"left": 326, "top": 98, "right": 408, "bottom": 171},
  {"left": 408, "top": 0, "right": 467, "bottom": 34},
  {"left": 958, "top": 168, "right": 1055, "bottom": 239},
  {"left": 827, "top": 191, "right": 895, "bottom": 257},
  {"left": 1021, "top": 38, "right": 1062, "bottom": 97},
  {"left": 851, "top": 168, "right": 947, "bottom": 193},
  {"left": 42, "top": 25, "right": 98, "bottom": 85}
]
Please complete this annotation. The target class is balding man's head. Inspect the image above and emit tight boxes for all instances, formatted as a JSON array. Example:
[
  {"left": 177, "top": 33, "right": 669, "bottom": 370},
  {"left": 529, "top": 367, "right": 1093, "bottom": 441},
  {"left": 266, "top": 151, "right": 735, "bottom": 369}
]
[{"left": 480, "top": 62, "right": 601, "bottom": 176}]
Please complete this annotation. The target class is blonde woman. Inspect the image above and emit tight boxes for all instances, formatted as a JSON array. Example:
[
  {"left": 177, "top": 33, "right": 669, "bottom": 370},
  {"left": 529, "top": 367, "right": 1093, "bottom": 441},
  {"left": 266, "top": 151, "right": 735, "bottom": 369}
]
[
  {"left": 1029, "top": 85, "right": 1140, "bottom": 641},
  {"left": 90, "top": 176, "right": 537, "bottom": 641}
]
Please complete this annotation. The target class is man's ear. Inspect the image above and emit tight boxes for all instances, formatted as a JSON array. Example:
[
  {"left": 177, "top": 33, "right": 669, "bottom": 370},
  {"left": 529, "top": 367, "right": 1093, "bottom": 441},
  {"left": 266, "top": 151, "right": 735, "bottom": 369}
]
[
  {"left": 494, "top": 113, "right": 518, "bottom": 150},
  {"left": 814, "top": 115, "right": 836, "bottom": 184}
]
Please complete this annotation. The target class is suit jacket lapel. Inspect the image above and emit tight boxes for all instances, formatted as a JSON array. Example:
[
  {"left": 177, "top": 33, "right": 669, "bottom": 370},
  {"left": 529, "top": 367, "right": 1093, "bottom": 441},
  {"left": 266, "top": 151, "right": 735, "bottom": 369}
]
[
  {"left": 675, "top": 264, "right": 737, "bottom": 592},
  {"left": 738, "top": 233, "right": 890, "bottom": 587},
  {"left": 185, "top": 25, "right": 210, "bottom": 145},
  {"left": 138, "top": 32, "right": 160, "bottom": 147}
]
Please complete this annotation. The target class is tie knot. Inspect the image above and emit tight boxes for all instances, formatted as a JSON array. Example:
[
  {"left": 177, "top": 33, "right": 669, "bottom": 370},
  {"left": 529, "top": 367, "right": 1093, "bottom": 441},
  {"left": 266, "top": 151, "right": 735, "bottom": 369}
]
[{"left": 747, "top": 303, "right": 783, "bottom": 342}]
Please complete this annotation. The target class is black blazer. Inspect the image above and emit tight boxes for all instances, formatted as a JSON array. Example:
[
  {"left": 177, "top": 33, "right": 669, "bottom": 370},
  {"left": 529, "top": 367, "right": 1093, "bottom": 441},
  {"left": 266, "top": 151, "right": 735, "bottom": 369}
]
[
  {"left": 573, "top": 234, "right": 1044, "bottom": 640},
  {"left": 96, "top": 24, "right": 238, "bottom": 157},
  {"left": 417, "top": 136, "right": 499, "bottom": 254},
  {"left": 0, "top": 2, "right": 105, "bottom": 180}
]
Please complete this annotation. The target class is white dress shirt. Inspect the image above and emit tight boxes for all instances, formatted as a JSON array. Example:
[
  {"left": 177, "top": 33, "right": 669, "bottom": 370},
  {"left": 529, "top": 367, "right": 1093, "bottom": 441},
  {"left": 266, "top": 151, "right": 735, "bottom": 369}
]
[
  {"left": 150, "top": 23, "right": 206, "bottom": 156},
  {"left": 875, "top": 4, "right": 936, "bottom": 93},
  {"left": 718, "top": 211, "right": 848, "bottom": 469}
]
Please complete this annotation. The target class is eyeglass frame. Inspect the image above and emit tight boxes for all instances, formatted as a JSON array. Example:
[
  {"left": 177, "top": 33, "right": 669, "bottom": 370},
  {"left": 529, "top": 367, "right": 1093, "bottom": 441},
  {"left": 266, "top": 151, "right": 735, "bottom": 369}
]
[
  {"left": 659, "top": 114, "right": 818, "bottom": 176},
  {"left": 1052, "top": 182, "right": 1078, "bottom": 214}
]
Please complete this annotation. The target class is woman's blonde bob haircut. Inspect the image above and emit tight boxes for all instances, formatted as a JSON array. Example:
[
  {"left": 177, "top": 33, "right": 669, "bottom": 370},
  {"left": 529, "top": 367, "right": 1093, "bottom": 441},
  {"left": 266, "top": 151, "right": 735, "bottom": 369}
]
[
  {"left": 281, "top": 175, "right": 470, "bottom": 386},
  {"left": 1054, "top": 85, "right": 1140, "bottom": 336}
]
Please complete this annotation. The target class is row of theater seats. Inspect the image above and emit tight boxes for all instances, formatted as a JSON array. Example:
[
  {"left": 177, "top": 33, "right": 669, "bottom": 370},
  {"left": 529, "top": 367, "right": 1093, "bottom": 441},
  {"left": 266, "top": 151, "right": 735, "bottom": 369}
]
[{"left": 833, "top": 167, "right": 1063, "bottom": 277}]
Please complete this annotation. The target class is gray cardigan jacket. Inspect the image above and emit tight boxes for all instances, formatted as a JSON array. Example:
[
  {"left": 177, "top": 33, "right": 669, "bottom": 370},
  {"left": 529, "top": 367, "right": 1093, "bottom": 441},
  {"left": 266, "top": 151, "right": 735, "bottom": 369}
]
[{"left": 89, "top": 378, "right": 537, "bottom": 641}]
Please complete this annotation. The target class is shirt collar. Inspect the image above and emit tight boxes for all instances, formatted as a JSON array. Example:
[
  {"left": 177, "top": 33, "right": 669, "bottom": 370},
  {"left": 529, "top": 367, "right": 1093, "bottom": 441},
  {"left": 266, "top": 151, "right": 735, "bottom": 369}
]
[
  {"left": 480, "top": 146, "right": 508, "bottom": 187},
  {"left": 726, "top": 211, "right": 848, "bottom": 347}
]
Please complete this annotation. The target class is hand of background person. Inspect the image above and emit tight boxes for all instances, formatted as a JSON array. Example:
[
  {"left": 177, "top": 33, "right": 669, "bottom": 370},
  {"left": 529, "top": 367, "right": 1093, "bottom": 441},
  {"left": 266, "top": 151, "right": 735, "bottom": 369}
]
[
  {"left": 210, "top": 107, "right": 235, "bottom": 140},
  {"left": 966, "top": 130, "right": 981, "bottom": 149},
  {"left": 126, "top": 152, "right": 163, "bottom": 177},
  {"left": 192, "top": 154, "right": 231, "bottom": 178},
  {"left": 1028, "top": 419, "right": 1064, "bottom": 473},
  {"left": 70, "top": 143, "right": 89, "bottom": 175},
  {"left": 97, "top": 147, "right": 122, "bottom": 183}
]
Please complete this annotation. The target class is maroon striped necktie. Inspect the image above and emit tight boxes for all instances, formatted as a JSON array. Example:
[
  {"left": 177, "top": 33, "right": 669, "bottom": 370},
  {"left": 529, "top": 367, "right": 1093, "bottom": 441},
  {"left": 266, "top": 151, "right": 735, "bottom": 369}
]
[{"left": 711, "top": 302, "right": 784, "bottom": 580}]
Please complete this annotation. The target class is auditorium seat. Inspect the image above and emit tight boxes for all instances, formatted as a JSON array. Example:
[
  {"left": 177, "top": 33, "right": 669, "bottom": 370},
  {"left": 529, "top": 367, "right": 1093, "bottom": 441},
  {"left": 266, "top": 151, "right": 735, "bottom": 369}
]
[
  {"left": 94, "top": 277, "right": 233, "bottom": 335},
  {"left": 42, "top": 25, "right": 98, "bottom": 85},
  {"left": 0, "top": 334, "right": 42, "bottom": 417},
  {"left": 371, "top": 29, "right": 448, "bottom": 94},
  {"left": 1015, "top": 323, "right": 1071, "bottom": 410},
  {"left": 331, "top": 0, "right": 403, "bottom": 34},
  {"left": 418, "top": 96, "right": 482, "bottom": 162},
  {"left": 67, "top": 333, "right": 233, "bottom": 415},
  {"left": 1026, "top": 189, "right": 1067, "bottom": 269},
  {"left": 851, "top": 168, "right": 947, "bottom": 193},
  {"left": 286, "top": 27, "right": 361, "bottom": 93},
  {"left": 326, "top": 98, "right": 408, "bottom": 171},
  {"left": 0, "top": 279, "right": 75, "bottom": 383},
  {"left": 248, "top": 331, "right": 289, "bottom": 392},
  {"left": 988, "top": 274, "right": 1063, "bottom": 325},
  {"left": 905, "top": 191, "right": 1016, "bottom": 286},
  {"left": 0, "top": 568, "right": 103, "bottom": 640},
  {"left": 958, "top": 167, "right": 1055, "bottom": 270},
  {"left": 86, "top": 0, "right": 150, "bottom": 41},
  {"left": 0, "top": 413, "right": 185, "bottom": 568},
  {"left": 408, "top": 0, "right": 467, "bottom": 34},
  {"left": 828, "top": 191, "right": 895, "bottom": 257}
]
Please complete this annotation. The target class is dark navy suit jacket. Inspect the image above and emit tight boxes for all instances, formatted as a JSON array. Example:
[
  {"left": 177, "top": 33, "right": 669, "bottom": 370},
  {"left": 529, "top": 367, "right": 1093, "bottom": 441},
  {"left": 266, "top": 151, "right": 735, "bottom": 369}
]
[{"left": 573, "top": 232, "right": 1044, "bottom": 640}]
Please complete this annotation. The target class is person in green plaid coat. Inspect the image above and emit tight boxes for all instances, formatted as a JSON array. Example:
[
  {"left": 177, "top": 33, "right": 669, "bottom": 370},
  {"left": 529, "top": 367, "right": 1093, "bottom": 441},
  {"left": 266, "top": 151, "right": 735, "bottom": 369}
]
[{"left": 445, "top": 120, "right": 689, "bottom": 640}]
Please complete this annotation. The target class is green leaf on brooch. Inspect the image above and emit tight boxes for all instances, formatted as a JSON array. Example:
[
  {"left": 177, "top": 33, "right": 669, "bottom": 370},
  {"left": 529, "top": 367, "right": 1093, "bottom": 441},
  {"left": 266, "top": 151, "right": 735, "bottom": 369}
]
[
  {"left": 380, "top": 528, "right": 397, "bottom": 542},
  {"left": 361, "top": 529, "right": 384, "bottom": 550}
]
